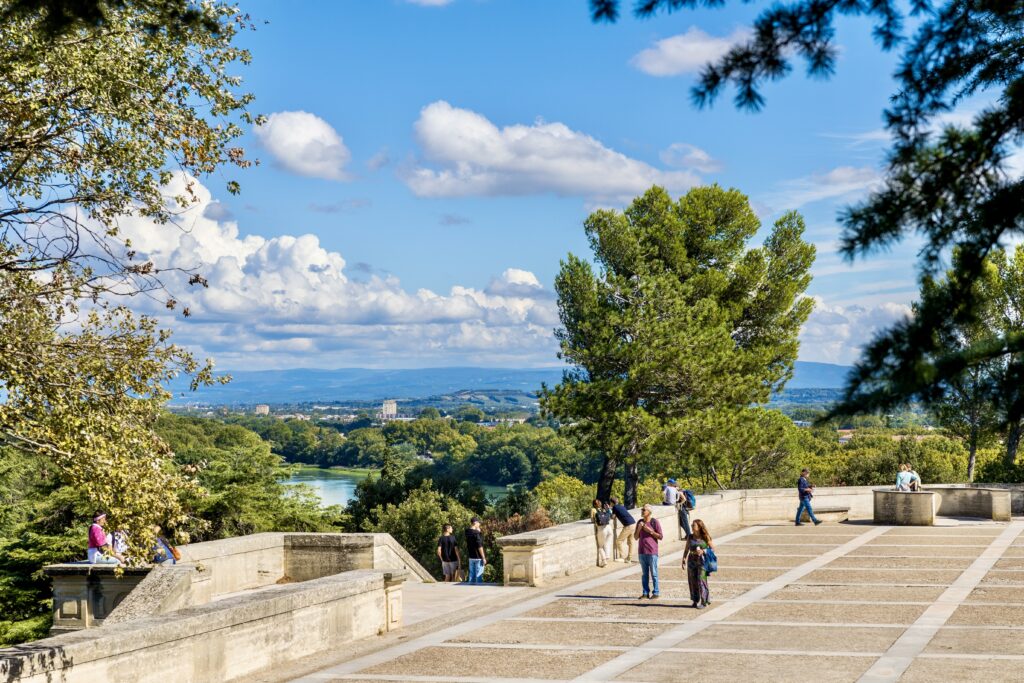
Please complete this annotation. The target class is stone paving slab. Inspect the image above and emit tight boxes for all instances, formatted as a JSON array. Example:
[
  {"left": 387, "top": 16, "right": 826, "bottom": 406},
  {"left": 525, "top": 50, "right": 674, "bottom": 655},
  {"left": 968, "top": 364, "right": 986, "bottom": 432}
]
[
  {"left": 359, "top": 645, "right": 620, "bottom": 680},
  {"left": 1001, "top": 546, "right": 1024, "bottom": 556},
  {"left": 737, "top": 534, "right": 863, "bottom": 545},
  {"left": 658, "top": 566, "right": 789, "bottom": 583},
  {"left": 723, "top": 602, "right": 928, "bottom": 624},
  {"left": 925, "top": 627, "right": 1024, "bottom": 655},
  {"left": 747, "top": 527, "right": 865, "bottom": 537},
  {"left": 899, "top": 657, "right": 1024, "bottom": 682},
  {"left": 884, "top": 528, "right": 1003, "bottom": 536},
  {"left": 614, "top": 651, "right": 874, "bottom": 683},
  {"left": 799, "top": 568, "right": 960, "bottom": 585},
  {"left": 946, "top": 604, "right": 1024, "bottom": 626},
  {"left": 865, "top": 537, "right": 991, "bottom": 546},
  {"left": 993, "top": 557, "right": 1024, "bottom": 569},
  {"left": 446, "top": 620, "right": 672, "bottom": 647},
  {"left": 521, "top": 597, "right": 703, "bottom": 621},
  {"left": 713, "top": 554, "right": 809, "bottom": 567},
  {"left": 571, "top": 579, "right": 752, "bottom": 601},
  {"left": 979, "top": 572, "right": 1024, "bottom": 586},
  {"left": 965, "top": 585, "right": 1024, "bottom": 603},
  {"left": 722, "top": 544, "right": 840, "bottom": 554},
  {"left": 766, "top": 583, "right": 945, "bottom": 603},
  {"left": 824, "top": 556, "right": 973, "bottom": 570},
  {"left": 680, "top": 623, "right": 904, "bottom": 652},
  {"left": 848, "top": 545, "right": 974, "bottom": 557}
]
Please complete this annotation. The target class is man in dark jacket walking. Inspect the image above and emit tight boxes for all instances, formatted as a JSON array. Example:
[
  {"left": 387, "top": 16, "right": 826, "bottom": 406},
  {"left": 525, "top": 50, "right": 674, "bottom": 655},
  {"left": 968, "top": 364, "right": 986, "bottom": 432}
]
[{"left": 795, "top": 468, "right": 822, "bottom": 526}]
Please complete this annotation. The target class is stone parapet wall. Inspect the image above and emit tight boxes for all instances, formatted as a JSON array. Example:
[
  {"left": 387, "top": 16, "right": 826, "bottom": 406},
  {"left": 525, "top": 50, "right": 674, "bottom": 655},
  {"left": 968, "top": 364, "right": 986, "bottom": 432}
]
[
  {"left": 498, "top": 483, "right": 1023, "bottom": 586},
  {"left": 0, "top": 570, "right": 404, "bottom": 683}
]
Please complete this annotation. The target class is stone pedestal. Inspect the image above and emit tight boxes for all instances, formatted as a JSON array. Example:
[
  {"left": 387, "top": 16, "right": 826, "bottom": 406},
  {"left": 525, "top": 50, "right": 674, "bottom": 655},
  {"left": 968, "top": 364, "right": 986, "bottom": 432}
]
[
  {"left": 501, "top": 546, "right": 545, "bottom": 587},
  {"left": 383, "top": 570, "right": 406, "bottom": 632},
  {"left": 873, "top": 490, "right": 936, "bottom": 525},
  {"left": 45, "top": 565, "right": 150, "bottom": 634}
]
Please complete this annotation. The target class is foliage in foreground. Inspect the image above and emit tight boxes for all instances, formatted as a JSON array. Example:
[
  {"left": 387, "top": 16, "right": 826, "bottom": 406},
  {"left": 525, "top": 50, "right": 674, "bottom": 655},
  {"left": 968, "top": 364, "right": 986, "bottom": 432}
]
[{"left": 0, "top": 415, "right": 344, "bottom": 647}]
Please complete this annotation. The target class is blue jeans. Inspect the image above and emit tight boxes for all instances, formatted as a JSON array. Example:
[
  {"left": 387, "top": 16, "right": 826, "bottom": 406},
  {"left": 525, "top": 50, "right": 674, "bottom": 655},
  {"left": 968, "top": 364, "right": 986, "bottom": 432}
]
[
  {"left": 468, "top": 558, "right": 485, "bottom": 584},
  {"left": 796, "top": 497, "right": 819, "bottom": 524},
  {"left": 639, "top": 553, "right": 659, "bottom": 596}
]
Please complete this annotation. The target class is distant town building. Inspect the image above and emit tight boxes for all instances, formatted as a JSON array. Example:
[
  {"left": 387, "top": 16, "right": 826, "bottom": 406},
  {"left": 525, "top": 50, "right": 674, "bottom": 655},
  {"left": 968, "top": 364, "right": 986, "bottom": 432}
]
[
  {"left": 254, "top": 404, "right": 270, "bottom": 416},
  {"left": 380, "top": 399, "right": 398, "bottom": 421}
]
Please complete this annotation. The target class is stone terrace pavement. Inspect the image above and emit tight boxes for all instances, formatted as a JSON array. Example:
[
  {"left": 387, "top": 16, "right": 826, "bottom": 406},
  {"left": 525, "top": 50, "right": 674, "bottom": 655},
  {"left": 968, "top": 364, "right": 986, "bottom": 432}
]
[{"left": 292, "top": 519, "right": 1024, "bottom": 683}]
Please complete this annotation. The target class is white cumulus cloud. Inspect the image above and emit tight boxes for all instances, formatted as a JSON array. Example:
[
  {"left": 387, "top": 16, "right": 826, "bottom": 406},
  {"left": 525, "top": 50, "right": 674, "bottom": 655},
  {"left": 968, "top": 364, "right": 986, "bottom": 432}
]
[
  {"left": 763, "top": 166, "right": 882, "bottom": 211},
  {"left": 254, "top": 111, "right": 352, "bottom": 181},
  {"left": 659, "top": 143, "right": 722, "bottom": 173},
  {"left": 799, "top": 298, "right": 912, "bottom": 365},
  {"left": 403, "top": 101, "right": 701, "bottom": 201},
  {"left": 116, "top": 175, "right": 559, "bottom": 368},
  {"left": 631, "top": 27, "right": 750, "bottom": 77}
]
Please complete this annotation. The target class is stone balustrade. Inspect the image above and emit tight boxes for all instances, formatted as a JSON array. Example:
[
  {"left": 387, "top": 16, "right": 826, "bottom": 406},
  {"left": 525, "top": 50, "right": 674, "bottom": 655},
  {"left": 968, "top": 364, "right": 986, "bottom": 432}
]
[
  {"left": 497, "top": 483, "right": 1023, "bottom": 586},
  {"left": 0, "top": 532, "right": 429, "bottom": 683}
]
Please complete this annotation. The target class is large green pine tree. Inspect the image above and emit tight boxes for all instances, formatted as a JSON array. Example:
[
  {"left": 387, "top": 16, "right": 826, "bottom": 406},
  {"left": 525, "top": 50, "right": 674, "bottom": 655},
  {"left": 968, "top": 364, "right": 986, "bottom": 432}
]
[{"left": 542, "top": 185, "right": 815, "bottom": 504}]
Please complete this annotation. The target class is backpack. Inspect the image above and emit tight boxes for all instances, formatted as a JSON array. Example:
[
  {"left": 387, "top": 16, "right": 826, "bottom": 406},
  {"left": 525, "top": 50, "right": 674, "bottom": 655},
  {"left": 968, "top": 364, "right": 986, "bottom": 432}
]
[
  {"left": 682, "top": 489, "right": 696, "bottom": 510},
  {"left": 595, "top": 510, "right": 612, "bottom": 526}
]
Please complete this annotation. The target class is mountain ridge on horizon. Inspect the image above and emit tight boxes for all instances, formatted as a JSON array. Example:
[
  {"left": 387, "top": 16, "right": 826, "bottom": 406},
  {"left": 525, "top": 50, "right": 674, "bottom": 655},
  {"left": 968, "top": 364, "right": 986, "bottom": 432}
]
[{"left": 167, "top": 361, "right": 852, "bottom": 405}]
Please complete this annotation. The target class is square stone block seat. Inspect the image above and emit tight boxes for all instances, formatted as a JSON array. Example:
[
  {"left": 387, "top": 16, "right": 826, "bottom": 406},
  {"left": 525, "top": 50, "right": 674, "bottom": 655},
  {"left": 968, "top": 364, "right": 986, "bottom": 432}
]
[{"left": 800, "top": 506, "right": 849, "bottom": 523}]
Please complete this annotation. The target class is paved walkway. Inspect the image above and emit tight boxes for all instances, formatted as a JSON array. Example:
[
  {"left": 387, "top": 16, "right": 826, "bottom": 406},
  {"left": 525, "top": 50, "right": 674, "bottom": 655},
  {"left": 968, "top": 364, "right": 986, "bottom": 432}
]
[{"left": 293, "top": 519, "right": 1024, "bottom": 683}]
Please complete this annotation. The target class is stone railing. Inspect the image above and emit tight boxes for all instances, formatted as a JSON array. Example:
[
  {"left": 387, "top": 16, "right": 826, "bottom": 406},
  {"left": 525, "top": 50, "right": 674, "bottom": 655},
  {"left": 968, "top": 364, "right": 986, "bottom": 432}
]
[
  {"left": 1, "top": 569, "right": 405, "bottom": 683},
  {"left": 497, "top": 483, "right": 1023, "bottom": 586},
  {"left": 42, "top": 531, "right": 432, "bottom": 636},
  {"left": 0, "top": 532, "right": 430, "bottom": 683}
]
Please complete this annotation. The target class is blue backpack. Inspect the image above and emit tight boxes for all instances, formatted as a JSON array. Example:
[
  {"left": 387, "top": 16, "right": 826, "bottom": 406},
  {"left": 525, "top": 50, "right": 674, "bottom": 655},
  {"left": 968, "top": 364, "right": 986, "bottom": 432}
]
[
  {"left": 703, "top": 547, "right": 718, "bottom": 573},
  {"left": 682, "top": 489, "right": 696, "bottom": 510}
]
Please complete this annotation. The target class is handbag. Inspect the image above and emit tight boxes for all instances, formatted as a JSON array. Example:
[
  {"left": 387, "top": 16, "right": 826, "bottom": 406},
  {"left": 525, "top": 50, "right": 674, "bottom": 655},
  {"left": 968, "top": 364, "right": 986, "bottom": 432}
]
[{"left": 703, "top": 547, "right": 718, "bottom": 573}]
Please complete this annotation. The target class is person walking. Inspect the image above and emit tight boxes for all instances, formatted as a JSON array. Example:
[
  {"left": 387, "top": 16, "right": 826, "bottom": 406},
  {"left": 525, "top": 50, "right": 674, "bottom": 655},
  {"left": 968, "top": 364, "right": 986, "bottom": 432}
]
[
  {"left": 634, "top": 504, "right": 663, "bottom": 599},
  {"left": 684, "top": 519, "right": 716, "bottom": 609},
  {"left": 465, "top": 517, "right": 486, "bottom": 584},
  {"left": 795, "top": 468, "right": 822, "bottom": 526},
  {"left": 609, "top": 497, "right": 636, "bottom": 563},
  {"left": 590, "top": 499, "right": 614, "bottom": 567},
  {"left": 437, "top": 524, "right": 461, "bottom": 582}
]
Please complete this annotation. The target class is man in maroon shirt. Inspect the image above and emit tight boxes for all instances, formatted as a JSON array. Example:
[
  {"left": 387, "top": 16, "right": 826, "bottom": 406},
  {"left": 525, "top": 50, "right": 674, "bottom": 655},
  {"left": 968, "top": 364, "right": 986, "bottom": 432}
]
[{"left": 633, "top": 504, "right": 663, "bottom": 599}]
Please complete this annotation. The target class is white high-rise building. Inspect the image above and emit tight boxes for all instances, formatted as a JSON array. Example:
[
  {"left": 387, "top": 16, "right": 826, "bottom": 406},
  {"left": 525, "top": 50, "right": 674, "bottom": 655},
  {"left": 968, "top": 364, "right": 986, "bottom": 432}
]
[
  {"left": 254, "top": 404, "right": 270, "bottom": 416},
  {"left": 381, "top": 400, "right": 397, "bottom": 420}
]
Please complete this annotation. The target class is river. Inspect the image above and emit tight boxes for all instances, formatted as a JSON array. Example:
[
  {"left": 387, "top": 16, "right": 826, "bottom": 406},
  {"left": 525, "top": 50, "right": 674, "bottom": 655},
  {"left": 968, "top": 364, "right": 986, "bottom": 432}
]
[
  {"left": 286, "top": 467, "right": 372, "bottom": 507},
  {"left": 286, "top": 466, "right": 508, "bottom": 508}
]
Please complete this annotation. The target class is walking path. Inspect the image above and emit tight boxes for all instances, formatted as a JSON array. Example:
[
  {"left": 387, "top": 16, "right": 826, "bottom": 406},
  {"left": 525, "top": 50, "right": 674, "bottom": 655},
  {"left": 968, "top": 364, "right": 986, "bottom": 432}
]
[{"left": 292, "top": 519, "right": 1024, "bottom": 683}]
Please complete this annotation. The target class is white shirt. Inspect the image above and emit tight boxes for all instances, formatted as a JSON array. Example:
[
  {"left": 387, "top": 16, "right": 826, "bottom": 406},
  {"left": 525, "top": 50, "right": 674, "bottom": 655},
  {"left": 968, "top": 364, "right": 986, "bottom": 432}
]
[{"left": 663, "top": 485, "right": 680, "bottom": 505}]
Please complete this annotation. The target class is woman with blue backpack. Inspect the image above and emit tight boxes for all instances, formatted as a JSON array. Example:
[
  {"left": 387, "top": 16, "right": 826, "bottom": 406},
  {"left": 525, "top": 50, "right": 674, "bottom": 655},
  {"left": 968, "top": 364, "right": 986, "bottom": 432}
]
[{"left": 683, "top": 518, "right": 717, "bottom": 609}]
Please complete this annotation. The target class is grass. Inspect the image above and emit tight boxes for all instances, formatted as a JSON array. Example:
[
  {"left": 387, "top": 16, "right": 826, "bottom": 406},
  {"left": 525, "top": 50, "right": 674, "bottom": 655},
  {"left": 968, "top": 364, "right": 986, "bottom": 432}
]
[{"left": 289, "top": 464, "right": 378, "bottom": 477}]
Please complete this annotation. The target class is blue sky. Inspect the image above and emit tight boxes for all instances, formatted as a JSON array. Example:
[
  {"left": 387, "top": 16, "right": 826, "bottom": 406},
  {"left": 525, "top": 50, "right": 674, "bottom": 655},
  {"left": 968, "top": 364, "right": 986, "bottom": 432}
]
[{"left": 132, "top": 0, "right": 941, "bottom": 370}]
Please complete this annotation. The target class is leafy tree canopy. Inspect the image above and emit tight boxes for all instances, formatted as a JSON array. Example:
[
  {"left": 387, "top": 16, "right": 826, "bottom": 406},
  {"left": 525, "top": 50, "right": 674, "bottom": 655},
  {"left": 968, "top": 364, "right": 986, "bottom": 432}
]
[
  {"left": 0, "top": 0, "right": 255, "bottom": 559},
  {"left": 543, "top": 185, "right": 814, "bottom": 502}
]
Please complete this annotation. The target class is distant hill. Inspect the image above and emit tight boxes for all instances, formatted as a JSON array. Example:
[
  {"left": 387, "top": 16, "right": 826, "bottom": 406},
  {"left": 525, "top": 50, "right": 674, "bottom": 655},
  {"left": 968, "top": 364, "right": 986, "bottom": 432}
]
[{"left": 167, "top": 361, "right": 851, "bottom": 406}]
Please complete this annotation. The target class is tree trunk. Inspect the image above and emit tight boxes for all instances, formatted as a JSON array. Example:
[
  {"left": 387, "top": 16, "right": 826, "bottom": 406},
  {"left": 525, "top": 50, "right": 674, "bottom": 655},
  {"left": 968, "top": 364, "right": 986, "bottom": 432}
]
[
  {"left": 1006, "top": 420, "right": 1022, "bottom": 468},
  {"left": 967, "top": 423, "right": 978, "bottom": 483},
  {"left": 624, "top": 462, "right": 639, "bottom": 508},
  {"left": 596, "top": 453, "right": 617, "bottom": 503}
]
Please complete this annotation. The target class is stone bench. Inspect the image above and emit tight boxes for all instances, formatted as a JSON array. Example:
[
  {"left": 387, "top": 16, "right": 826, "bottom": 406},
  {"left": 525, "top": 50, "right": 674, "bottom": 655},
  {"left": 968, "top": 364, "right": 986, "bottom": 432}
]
[{"left": 801, "top": 506, "right": 849, "bottom": 523}]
